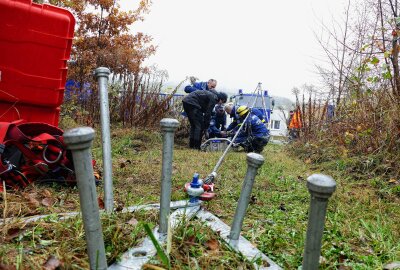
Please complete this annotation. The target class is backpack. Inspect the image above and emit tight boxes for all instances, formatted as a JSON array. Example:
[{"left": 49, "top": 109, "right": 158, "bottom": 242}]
[{"left": 0, "top": 121, "right": 75, "bottom": 192}]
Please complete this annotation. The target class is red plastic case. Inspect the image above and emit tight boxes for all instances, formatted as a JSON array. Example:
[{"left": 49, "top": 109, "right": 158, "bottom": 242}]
[
  {"left": 0, "top": 101, "right": 61, "bottom": 125},
  {"left": 0, "top": 0, "right": 75, "bottom": 125}
]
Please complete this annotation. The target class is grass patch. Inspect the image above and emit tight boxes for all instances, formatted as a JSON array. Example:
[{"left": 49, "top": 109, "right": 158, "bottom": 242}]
[
  {"left": 0, "top": 209, "right": 158, "bottom": 269},
  {"left": 169, "top": 218, "right": 254, "bottom": 269},
  {"left": 146, "top": 218, "right": 255, "bottom": 270},
  {"left": 1, "top": 128, "right": 399, "bottom": 269}
]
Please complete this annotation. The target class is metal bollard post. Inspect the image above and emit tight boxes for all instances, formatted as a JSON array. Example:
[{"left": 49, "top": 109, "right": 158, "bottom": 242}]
[
  {"left": 302, "top": 174, "right": 336, "bottom": 270},
  {"left": 95, "top": 67, "right": 114, "bottom": 213},
  {"left": 159, "top": 118, "right": 180, "bottom": 237},
  {"left": 229, "top": 153, "right": 264, "bottom": 243},
  {"left": 64, "top": 127, "right": 108, "bottom": 270}
]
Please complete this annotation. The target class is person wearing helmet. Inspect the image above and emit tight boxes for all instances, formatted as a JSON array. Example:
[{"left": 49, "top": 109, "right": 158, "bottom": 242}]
[
  {"left": 207, "top": 104, "right": 227, "bottom": 138},
  {"left": 237, "top": 105, "right": 266, "bottom": 123},
  {"left": 237, "top": 105, "right": 249, "bottom": 117},
  {"left": 184, "top": 79, "right": 217, "bottom": 93},
  {"left": 182, "top": 90, "right": 228, "bottom": 149},
  {"left": 233, "top": 107, "right": 270, "bottom": 153},
  {"left": 223, "top": 105, "right": 266, "bottom": 136}
]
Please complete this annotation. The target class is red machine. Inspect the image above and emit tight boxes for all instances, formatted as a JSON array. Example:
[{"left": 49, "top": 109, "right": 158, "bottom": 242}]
[{"left": 0, "top": 0, "right": 75, "bottom": 126}]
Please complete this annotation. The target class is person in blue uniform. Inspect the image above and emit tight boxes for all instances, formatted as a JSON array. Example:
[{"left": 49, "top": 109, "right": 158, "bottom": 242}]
[
  {"left": 223, "top": 105, "right": 266, "bottom": 136},
  {"left": 184, "top": 79, "right": 217, "bottom": 93},
  {"left": 232, "top": 106, "right": 270, "bottom": 153},
  {"left": 207, "top": 104, "right": 227, "bottom": 138}
]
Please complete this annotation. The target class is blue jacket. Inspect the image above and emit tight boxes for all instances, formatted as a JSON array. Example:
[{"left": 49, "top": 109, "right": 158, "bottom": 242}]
[
  {"left": 251, "top": 108, "right": 266, "bottom": 123},
  {"left": 184, "top": 81, "right": 209, "bottom": 93},
  {"left": 214, "top": 105, "right": 226, "bottom": 130},
  {"left": 234, "top": 114, "right": 270, "bottom": 143},
  {"left": 227, "top": 106, "right": 265, "bottom": 132},
  {"left": 208, "top": 117, "right": 222, "bottom": 136},
  {"left": 207, "top": 111, "right": 226, "bottom": 136}
]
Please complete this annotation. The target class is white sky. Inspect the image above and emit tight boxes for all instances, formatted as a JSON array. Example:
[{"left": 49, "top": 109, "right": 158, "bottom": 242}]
[{"left": 120, "top": 0, "right": 347, "bottom": 99}]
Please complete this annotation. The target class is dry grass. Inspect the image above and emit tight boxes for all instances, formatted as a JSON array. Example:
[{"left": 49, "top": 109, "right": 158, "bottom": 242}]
[{"left": 0, "top": 126, "right": 399, "bottom": 269}]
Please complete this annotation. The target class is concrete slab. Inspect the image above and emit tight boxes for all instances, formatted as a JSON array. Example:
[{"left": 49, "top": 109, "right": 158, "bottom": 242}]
[
  {"left": 196, "top": 209, "right": 282, "bottom": 270},
  {"left": 109, "top": 205, "right": 201, "bottom": 270}
]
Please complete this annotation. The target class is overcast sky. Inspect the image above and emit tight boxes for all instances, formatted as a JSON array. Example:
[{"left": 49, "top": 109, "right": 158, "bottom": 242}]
[{"left": 120, "top": 0, "right": 347, "bottom": 99}]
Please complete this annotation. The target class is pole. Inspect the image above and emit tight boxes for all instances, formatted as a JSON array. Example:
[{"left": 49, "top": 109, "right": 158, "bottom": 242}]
[
  {"left": 95, "top": 67, "right": 114, "bottom": 213},
  {"left": 229, "top": 153, "right": 264, "bottom": 243},
  {"left": 159, "top": 118, "right": 180, "bottom": 237},
  {"left": 302, "top": 174, "right": 336, "bottom": 270},
  {"left": 64, "top": 127, "right": 108, "bottom": 270}
]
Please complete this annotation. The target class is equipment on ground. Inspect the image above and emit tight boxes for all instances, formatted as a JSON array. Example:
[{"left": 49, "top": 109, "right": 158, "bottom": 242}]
[
  {"left": 0, "top": 121, "right": 76, "bottom": 192},
  {"left": 0, "top": 0, "right": 75, "bottom": 125},
  {"left": 0, "top": 0, "right": 77, "bottom": 191},
  {"left": 200, "top": 138, "right": 232, "bottom": 152},
  {"left": 184, "top": 173, "right": 216, "bottom": 202}
]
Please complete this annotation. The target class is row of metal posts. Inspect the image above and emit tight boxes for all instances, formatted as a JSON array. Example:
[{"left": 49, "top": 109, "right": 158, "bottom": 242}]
[{"left": 63, "top": 66, "right": 336, "bottom": 270}]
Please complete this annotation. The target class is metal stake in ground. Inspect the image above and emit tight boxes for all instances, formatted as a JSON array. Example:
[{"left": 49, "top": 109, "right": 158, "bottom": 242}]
[
  {"left": 302, "top": 174, "right": 336, "bottom": 270},
  {"left": 64, "top": 127, "right": 108, "bottom": 270},
  {"left": 229, "top": 153, "right": 264, "bottom": 244},
  {"left": 159, "top": 118, "right": 180, "bottom": 237},
  {"left": 95, "top": 67, "right": 114, "bottom": 213}
]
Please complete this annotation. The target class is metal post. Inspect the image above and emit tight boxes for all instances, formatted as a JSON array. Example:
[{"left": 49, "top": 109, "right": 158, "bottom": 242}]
[
  {"left": 229, "top": 153, "right": 264, "bottom": 243},
  {"left": 64, "top": 127, "right": 108, "bottom": 270},
  {"left": 95, "top": 67, "right": 114, "bottom": 213},
  {"left": 302, "top": 174, "right": 336, "bottom": 270},
  {"left": 159, "top": 118, "right": 180, "bottom": 237}
]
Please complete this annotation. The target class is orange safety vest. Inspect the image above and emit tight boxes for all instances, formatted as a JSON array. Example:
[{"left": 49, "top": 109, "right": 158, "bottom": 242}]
[{"left": 289, "top": 110, "right": 302, "bottom": 129}]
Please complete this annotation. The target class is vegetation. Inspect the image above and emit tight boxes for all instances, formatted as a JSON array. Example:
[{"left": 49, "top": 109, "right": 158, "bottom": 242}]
[
  {"left": 1, "top": 128, "right": 399, "bottom": 269},
  {"left": 2, "top": 0, "right": 400, "bottom": 269},
  {"left": 39, "top": 0, "right": 184, "bottom": 128},
  {"left": 287, "top": 0, "right": 400, "bottom": 183}
]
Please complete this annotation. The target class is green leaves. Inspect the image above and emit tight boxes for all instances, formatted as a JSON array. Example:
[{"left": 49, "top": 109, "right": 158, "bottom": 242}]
[
  {"left": 382, "top": 71, "right": 392, "bottom": 80},
  {"left": 366, "top": 76, "right": 379, "bottom": 83},
  {"left": 384, "top": 50, "right": 391, "bottom": 58},
  {"left": 143, "top": 223, "right": 170, "bottom": 269},
  {"left": 370, "top": 57, "right": 379, "bottom": 65}
]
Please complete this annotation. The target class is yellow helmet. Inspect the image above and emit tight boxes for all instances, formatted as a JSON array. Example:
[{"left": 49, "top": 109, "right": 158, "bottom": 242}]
[{"left": 237, "top": 105, "right": 249, "bottom": 117}]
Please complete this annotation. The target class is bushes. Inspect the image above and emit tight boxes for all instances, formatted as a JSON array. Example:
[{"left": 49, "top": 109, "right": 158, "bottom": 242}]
[{"left": 288, "top": 90, "right": 400, "bottom": 181}]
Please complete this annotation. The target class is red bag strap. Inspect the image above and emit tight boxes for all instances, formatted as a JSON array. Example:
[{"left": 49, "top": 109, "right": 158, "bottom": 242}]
[
  {"left": 0, "top": 121, "right": 73, "bottom": 192},
  {"left": 0, "top": 122, "right": 12, "bottom": 144}
]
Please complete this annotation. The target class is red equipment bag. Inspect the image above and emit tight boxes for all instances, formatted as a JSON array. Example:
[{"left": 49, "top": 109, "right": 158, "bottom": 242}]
[
  {"left": 0, "top": 0, "right": 75, "bottom": 126},
  {"left": 0, "top": 121, "right": 75, "bottom": 192}
]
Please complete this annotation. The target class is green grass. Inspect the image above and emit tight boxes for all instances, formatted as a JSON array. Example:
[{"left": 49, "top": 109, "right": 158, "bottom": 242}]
[
  {"left": 0, "top": 210, "right": 158, "bottom": 269},
  {"left": 1, "top": 127, "right": 399, "bottom": 269}
]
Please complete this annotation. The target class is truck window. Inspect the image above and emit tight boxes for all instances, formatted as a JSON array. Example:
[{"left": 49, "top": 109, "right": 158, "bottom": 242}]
[{"left": 236, "top": 95, "right": 271, "bottom": 110}]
